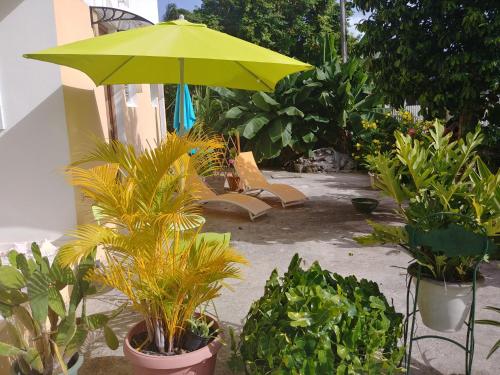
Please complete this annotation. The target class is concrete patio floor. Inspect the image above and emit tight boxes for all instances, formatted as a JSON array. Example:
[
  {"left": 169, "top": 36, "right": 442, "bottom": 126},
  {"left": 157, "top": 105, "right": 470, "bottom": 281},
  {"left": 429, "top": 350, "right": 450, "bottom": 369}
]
[{"left": 81, "top": 171, "right": 500, "bottom": 375}]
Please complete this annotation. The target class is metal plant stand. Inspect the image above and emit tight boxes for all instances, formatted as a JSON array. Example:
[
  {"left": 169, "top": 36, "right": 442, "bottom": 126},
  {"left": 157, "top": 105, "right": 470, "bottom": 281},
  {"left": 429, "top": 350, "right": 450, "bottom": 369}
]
[{"left": 402, "top": 215, "right": 493, "bottom": 375}]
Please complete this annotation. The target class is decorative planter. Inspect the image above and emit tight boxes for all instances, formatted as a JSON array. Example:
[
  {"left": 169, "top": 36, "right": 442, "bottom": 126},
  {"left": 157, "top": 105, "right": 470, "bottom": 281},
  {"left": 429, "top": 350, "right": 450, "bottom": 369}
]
[
  {"left": 409, "top": 266, "right": 477, "bottom": 332},
  {"left": 124, "top": 320, "right": 222, "bottom": 375},
  {"left": 351, "top": 198, "right": 379, "bottom": 214},
  {"left": 226, "top": 175, "right": 241, "bottom": 192},
  {"left": 14, "top": 353, "right": 83, "bottom": 375},
  {"left": 368, "top": 172, "right": 381, "bottom": 190}
]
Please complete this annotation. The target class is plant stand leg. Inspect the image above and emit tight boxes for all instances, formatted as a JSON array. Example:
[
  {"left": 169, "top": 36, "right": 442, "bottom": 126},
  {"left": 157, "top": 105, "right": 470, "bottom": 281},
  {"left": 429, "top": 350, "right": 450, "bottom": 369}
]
[{"left": 405, "top": 267, "right": 421, "bottom": 374}]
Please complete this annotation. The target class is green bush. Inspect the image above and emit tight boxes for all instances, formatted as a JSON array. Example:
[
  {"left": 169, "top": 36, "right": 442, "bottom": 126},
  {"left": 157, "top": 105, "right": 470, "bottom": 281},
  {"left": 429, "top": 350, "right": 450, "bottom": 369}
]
[{"left": 239, "top": 254, "right": 404, "bottom": 374}]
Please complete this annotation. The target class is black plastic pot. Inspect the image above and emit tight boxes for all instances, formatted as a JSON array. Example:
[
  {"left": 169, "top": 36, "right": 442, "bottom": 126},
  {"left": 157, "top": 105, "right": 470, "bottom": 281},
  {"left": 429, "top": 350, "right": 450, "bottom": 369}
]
[{"left": 182, "top": 330, "right": 209, "bottom": 352}]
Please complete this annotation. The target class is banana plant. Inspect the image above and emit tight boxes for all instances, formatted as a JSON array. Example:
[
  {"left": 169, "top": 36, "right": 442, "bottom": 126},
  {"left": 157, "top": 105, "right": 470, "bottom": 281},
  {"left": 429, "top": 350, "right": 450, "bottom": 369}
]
[
  {"left": 213, "top": 86, "right": 308, "bottom": 161},
  {"left": 0, "top": 243, "right": 124, "bottom": 375},
  {"left": 213, "top": 52, "right": 384, "bottom": 161}
]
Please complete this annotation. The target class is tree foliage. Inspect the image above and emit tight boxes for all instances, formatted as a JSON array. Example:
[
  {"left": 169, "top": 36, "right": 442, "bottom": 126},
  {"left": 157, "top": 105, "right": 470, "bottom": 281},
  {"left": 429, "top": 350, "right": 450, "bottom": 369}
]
[
  {"left": 354, "top": 0, "right": 500, "bottom": 135},
  {"left": 193, "top": 0, "right": 350, "bottom": 65}
]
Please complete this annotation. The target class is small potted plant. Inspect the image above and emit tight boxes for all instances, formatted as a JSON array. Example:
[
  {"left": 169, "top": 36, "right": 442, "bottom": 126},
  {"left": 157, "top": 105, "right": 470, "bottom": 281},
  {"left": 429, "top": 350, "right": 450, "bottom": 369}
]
[
  {"left": 0, "top": 243, "right": 122, "bottom": 374},
  {"left": 183, "top": 309, "right": 219, "bottom": 352},
  {"left": 225, "top": 147, "right": 242, "bottom": 192},
  {"left": 58, "top": 132, "right": 247, "bottom": 375},
  {"left": 355, "top": 121, "right": 499, "bottom": 332}
]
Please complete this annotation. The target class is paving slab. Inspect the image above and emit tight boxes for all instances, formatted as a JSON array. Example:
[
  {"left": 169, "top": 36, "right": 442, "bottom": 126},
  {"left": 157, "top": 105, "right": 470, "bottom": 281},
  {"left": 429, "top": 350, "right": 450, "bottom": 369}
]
[{"left": 80, "top": 171, "right": 500, "bottom": 375}]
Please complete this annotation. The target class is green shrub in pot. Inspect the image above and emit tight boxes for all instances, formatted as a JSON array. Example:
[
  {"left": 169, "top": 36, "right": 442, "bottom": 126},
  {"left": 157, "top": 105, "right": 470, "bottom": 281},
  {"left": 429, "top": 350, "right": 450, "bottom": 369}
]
[
  {"left": 0, "top": 243, "right": 123, "bottom": 375},
  {"left": 357, "top": 121, "right": 498, "bottom": 332},
  {"left": 359, "top": 121, "right": 499, "bottom": 282},
  {"left": 238, "top": 254, "right": 404, "bottom": 374}
]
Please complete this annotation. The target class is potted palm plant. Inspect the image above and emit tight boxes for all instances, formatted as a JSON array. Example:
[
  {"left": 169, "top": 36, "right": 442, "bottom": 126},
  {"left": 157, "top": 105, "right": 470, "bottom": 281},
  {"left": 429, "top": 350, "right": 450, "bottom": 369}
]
[
  {"left": 356, "top": 121, "right": 499, "bottom": 332},
  {"left": 0, "top": 243, "right": 122, "bottom": 374},
  {"left": 57, "top": 132, "right": 248, "bottom": 375}
]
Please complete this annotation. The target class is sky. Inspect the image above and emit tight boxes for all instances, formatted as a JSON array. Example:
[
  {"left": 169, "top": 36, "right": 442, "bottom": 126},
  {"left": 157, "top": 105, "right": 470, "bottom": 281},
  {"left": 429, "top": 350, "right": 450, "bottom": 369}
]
[{"left": 156, "top": 0, "right": 367, "bottom": 36}]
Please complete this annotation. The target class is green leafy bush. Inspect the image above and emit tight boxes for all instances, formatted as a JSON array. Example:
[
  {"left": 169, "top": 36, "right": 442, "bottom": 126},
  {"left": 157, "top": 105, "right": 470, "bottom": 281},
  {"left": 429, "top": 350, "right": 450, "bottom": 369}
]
[
  {"left": 239, "top": 254, "right": 404, "bottom": 374},
  {"left": 351, "top": 111, "right": 435, "bottom": 168}
]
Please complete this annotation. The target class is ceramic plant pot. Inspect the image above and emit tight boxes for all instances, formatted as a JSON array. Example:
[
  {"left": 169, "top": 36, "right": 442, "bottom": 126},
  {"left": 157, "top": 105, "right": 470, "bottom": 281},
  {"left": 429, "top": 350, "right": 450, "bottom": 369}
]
[
  {"left": 369, "top": 172, "right": 377, "bottom": 190},
  {"left": 124, "top": 320, "right": 222, "bottom": 375},
  {"left": 351, "top": 197, "right": 379, "bottom": 214},
  {"left": 410, "top": 269, "right": 477, "bottom": 332},
  {"left": 226, "top": 175, "right": 241, "bottom": 192}
]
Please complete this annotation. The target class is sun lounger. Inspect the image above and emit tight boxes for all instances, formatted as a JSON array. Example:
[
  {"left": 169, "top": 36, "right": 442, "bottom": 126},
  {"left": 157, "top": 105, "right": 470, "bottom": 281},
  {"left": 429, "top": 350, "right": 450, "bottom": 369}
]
[
  {"left": 234, "top": 152, "right": 307, "bottom": 207},
  {"left": 188, "top": 174, "right": 272, "bottom": 221}
]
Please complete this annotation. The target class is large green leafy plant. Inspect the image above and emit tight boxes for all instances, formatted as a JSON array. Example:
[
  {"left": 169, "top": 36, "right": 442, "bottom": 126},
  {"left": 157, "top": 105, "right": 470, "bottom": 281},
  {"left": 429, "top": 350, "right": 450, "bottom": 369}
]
[
  {"left": 0, "top": 243, "right": 122, "bottom": 374},
  {"left": 214, "top": 53, "right": 384, "bottom": 161},
  {"left": 357, "top": 121, "right": 500, "bottom": 281},
  {"left": 238, "top": 254, "right": 404, "bottom": 374}
]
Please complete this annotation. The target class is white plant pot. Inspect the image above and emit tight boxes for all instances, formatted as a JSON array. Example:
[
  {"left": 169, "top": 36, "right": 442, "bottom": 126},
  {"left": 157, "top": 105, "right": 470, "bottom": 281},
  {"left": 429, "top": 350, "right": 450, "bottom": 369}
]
[{"left": 413, "top": 276, "right": 474, "bottom": 332}]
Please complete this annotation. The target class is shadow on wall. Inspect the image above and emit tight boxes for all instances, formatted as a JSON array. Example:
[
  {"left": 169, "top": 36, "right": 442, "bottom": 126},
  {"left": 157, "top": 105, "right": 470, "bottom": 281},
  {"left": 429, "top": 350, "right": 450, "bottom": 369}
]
[
  {"left": 0, "top": 88, "right": 76, "bottom": 245},
  {"left": 0, "top": 0, "right": 22, "bottom": 23},
  {"left": 62, "top": 85, "right": 107, "bottom": 160},
  {"left": 61, "top": 85, "right": 107, "bottom": 225}
]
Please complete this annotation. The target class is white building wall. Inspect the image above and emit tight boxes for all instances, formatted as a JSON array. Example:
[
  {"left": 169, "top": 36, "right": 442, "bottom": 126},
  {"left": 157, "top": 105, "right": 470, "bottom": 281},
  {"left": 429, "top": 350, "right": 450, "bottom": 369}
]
[{"left": 0, "top": 0, "right": 77, "bottom": 250}]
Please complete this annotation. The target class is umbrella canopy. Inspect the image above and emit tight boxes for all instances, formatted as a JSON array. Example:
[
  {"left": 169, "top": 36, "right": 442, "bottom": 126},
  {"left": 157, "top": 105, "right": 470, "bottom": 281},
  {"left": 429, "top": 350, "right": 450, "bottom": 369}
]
[
  {"left": 174, "top": 84, "right": 196, "bottom": 134},
  {"left": 24, "top": 18, "right": 312, "bottom": 92}
]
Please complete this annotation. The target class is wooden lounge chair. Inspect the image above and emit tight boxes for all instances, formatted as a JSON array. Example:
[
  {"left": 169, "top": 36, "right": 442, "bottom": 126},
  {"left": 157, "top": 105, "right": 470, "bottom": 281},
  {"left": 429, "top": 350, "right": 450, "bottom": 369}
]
[
  {"left": 188, "top": 174, "right": 272, "bottom": 221},
  {"left": 234, "top": 151, "right": 307, "bottom": 207}
]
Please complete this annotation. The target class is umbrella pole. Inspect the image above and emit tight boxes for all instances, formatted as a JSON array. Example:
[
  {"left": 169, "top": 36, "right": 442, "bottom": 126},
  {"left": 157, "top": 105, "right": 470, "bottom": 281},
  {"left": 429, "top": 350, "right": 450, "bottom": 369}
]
[{"left": 179, "top": 58, "right": 185, "bottom": 135}]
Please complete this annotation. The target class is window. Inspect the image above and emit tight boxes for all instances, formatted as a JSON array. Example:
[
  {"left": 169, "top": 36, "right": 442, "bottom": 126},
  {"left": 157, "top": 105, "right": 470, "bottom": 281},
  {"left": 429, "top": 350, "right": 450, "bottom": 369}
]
[
  {"left": 150, "top": 84, "right": 160, "bottom": 107},
  {"left": 124, "top": 84, "right": 142, "bottom": 107}
]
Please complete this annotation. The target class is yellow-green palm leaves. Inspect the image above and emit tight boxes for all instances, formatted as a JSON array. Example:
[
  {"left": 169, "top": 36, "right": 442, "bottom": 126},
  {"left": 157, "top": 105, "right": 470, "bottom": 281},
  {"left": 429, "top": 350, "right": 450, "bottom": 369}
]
[{"left": 58, "top": 131, "right": 247, "bottom": 353}]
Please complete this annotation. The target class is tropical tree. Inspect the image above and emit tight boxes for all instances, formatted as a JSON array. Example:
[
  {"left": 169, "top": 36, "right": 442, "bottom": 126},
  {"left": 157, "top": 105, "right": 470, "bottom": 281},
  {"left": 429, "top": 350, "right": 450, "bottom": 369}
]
[
  {"left": 354, "top": 0, "right": 500, "bottom": 136},
  {"left": 57, "top": 132, "right": 248, "bottom": 354}
]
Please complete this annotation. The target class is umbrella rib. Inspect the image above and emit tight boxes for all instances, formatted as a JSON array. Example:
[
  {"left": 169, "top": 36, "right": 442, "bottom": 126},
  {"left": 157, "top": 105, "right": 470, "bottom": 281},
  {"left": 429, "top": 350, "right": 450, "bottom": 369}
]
[
  {"left": 97, "top": 56, "right": 135, "bottom": 85},
  {"left": 234, "top": 61, "right": 273, "bottom": 91}
]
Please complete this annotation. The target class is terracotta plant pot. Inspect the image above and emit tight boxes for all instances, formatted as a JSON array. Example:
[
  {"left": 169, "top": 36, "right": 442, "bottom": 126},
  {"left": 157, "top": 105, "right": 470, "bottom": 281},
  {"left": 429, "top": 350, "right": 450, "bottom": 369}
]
[
  {"left": 123, "top": 320, "right": 222, "bottom": 375},
  {"left": 226, "top": 175, "right": 241, "bottom": 192}
]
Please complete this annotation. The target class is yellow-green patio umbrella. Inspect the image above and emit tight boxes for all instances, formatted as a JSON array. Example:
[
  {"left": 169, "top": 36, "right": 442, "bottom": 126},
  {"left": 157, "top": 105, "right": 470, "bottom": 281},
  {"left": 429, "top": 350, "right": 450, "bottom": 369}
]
[{"left": 24, "top": 16, "right": 312, "bottom": 132}]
